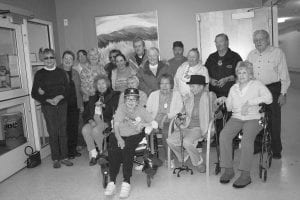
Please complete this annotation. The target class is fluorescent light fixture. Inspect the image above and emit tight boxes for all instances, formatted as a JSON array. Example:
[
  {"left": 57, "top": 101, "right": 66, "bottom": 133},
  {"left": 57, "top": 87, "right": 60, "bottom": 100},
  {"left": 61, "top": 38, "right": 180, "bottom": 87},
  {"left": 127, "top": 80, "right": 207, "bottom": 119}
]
[{"left": 278, "top": 17, "right": 290, "bottom": 23}]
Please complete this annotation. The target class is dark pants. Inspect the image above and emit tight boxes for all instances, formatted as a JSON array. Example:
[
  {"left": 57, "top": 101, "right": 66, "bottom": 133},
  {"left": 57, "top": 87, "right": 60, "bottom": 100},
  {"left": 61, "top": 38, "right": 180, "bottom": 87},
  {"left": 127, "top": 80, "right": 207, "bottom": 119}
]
[
  {"left": 42, "top": 102, "right": 68, "bottom": 161},
  {"left": 108, "top": 132, "right": 144, "bottom": 184},
  {"left": 67, "top": 106, "right": 80, "bottom": 156},
  {"left": 266, "top": 82, "right": 282, "bottom": 155}
]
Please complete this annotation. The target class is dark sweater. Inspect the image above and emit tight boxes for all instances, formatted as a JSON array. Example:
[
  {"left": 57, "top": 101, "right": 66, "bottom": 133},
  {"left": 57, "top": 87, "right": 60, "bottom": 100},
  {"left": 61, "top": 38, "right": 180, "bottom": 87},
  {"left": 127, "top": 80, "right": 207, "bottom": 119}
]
[
  {"left": 31, "top": 67, "right": 69, "bottom": 105},
  {"left": 82, "top": 89, "right": 120, "bottom": 125}
]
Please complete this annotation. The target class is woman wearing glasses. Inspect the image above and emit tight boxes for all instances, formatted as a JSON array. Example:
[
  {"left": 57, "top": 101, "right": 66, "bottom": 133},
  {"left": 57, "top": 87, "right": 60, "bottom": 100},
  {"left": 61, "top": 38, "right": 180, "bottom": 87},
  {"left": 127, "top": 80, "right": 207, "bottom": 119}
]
[{"left": 31, "top": 48, "right": 73, "bottom": 168}]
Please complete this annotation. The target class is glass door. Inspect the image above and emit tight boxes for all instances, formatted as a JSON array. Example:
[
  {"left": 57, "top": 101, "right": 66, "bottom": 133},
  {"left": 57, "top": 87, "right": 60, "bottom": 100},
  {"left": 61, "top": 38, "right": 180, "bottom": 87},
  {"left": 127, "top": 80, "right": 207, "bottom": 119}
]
[
  {"left": 0, "top": 18, "right": 29, "bottom": 101},
  {"left": 0, "top": 96, "right": 34, "bottom": 181}
]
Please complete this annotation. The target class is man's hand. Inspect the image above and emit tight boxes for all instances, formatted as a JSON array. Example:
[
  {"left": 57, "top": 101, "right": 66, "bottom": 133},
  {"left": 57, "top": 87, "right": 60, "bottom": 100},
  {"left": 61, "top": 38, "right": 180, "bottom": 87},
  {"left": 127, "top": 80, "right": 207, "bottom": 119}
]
[
  {"left": 38, "top": 87, "right": 45, "bottom": 95},
  {"left": 278, "top": 94, "right": 287, "bottom": 106},
  {"left": 210, "top": 78, "right": 218, "bottom": 87},
  {"left": 217, "top": 77, "right": 227, "bottom": 88},
  {"left": 241, "top": 101, "right": 250, "bottom": 116},
  {"left": 88, "top": 119, "right": 96, "bottom": 127},
  {"left": 117, "top": 137, "right": 125, "bottom": 149}
]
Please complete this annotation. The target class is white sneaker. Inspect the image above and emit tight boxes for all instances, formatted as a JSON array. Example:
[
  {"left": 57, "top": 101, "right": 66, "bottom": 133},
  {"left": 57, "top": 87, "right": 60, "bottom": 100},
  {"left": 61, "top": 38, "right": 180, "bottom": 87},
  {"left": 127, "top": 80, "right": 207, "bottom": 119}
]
[
  {"left": 119, "top": 182, "right": 131, "bottom": 199},
  {"left": 104, "top": 182, "right": 116, "bottom": 196}
]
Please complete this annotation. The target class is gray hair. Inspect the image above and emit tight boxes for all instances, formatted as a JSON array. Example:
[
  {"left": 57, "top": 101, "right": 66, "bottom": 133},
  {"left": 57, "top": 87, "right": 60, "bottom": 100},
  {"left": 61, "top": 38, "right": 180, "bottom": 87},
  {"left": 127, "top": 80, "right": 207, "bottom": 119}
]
[
  {"left": 253, "top": 30, "right": 270, "bottom": 45},
  {"left": 215, "top": 33, "right": 229, "bottom": 42},
  {"left": 148, "top": 47, "right": 159, "bottom": 55},
  {"left": 235, "top": 61, "right": 254, "bottom": 79}
]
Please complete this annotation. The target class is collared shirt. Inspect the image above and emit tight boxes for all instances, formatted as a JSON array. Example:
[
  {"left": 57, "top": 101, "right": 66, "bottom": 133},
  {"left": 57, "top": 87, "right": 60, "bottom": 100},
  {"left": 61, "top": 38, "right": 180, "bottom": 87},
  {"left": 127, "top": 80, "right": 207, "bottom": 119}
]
[
  {"left": 149, "top": 64, "right": 158, "bottom": 76},
  {"left": 247, "top": 46, "right": 291, "bottom": 94},
  {"left": 205, "top": 48, "right": 242, "bottom": 97}
]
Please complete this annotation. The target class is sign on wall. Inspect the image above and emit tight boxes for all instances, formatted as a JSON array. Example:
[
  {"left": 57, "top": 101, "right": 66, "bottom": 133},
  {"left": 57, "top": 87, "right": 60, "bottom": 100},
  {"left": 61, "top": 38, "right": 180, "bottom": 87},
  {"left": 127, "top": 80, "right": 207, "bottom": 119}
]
[{"left": 95, "top": 10, "right": 159, "bottom": 66}]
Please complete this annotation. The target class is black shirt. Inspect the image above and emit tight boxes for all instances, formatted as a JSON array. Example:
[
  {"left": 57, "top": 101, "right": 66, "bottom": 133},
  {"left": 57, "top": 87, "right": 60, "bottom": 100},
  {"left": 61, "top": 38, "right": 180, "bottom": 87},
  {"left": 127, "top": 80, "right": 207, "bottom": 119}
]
[
  {"left": 205, "top": 48, "right": 242, "bottom": 97},
  {"left": 31, "top": 67, "right": 69, "bottom": 105},
  {"left": 66, "top": 70, "right": 77, "bottom": 108}
]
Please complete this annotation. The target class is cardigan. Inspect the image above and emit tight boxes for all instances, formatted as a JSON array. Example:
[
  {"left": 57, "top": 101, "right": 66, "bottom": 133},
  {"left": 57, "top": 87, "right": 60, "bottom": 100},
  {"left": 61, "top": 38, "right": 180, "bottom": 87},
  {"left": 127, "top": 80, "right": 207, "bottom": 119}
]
[{"left": 226, "top": 80, "right": 272, "bottom": 120}]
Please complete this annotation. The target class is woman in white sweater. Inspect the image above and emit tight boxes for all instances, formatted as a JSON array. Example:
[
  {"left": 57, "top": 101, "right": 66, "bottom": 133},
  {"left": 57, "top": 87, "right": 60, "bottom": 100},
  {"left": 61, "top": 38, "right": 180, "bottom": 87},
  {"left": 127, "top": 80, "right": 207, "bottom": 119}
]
[
  {"left": 216, "top": 61, "right": 272, "bottom": 188},
  {"left": 147, "top": 73, "right": 183, "bottom": 160}
]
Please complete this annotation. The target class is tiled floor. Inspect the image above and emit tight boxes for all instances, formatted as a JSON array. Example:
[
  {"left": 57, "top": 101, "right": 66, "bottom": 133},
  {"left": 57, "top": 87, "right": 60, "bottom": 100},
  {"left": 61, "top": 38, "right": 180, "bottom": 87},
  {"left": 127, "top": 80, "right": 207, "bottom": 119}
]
[{"left": 0, "top": 88, "right": 299, "bottom": 200}]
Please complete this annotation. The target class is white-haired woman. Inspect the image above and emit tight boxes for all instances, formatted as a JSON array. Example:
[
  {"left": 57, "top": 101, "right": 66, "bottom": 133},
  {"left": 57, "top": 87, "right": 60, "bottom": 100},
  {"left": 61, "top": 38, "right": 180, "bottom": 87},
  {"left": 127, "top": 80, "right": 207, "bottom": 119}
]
[
  {"left": 216, "top": 61, "right": 272, "bottom": 188},
  {"left": 80, "top": 48, "right": 107, "bottom": 106}
]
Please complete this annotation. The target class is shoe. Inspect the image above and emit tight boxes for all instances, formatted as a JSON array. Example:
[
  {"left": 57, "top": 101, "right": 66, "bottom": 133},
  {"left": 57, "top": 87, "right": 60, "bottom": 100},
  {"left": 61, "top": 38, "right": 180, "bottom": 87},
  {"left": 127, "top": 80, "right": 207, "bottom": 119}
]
[
  {"left": 89, "top": 157, "right": 97, "bottom": 166},
  {"left": 232, "top": 170, "right": 251, "bottom": 188},
  {"left": 104, "top": 182, "right": 116, "bottom": 196},
  {"left": 272, "top": 153, "right": 281, "bottom": 159},
  {"left": 196, "top": 163, "right": 206, "bottom": 173},
  {"left": 53, "top": 160, "right": 61, "bottom": 168},
  {"left": 68, "top": 155, "right": 75, "bottom": 160},
  {"left": 60, "top": 159, "right": 74, "bottom": 166},
  {"left": 233, "top": 175, "right": 251, "bottom": 188},
  {"left": 220, "top": 168, "right": 235, "bottom": 184},
  {"left": 119, "top": 182, "right": 131, "bottom": 199},
  {"left": 75, "top": 151, "right": 81, "bottom": 157}
]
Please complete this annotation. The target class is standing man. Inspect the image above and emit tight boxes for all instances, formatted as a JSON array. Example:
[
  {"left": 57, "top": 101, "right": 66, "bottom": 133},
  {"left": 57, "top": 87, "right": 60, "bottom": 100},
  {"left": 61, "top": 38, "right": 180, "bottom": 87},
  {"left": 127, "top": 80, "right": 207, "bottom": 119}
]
[
  {"left": 205, "top": 33, "right": 242, "bottom": 98},
  {"left": 104, "top": 49, "right": 122, "bottom": 81},
  {"left": 128, "top": 37, "right": 148, "bottom": 71},
  {"left": 137, "top": 47, "right": 168, "bottom": 96},
  {"left": 247, "top": 29, "right": 291, "bottom": 159},
  {"left": 167, "top": 41, "right": 187, "bottom": 77}
]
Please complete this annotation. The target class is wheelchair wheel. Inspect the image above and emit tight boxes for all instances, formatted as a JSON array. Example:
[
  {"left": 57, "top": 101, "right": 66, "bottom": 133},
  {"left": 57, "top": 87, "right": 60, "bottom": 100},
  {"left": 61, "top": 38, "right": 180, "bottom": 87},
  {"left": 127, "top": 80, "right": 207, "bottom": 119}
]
[
  {"left": 147, "top": 174, "right": 151, "bottom": 187},
  {"left": 103, "top": 173, "right": 109, "bottom": 188}
]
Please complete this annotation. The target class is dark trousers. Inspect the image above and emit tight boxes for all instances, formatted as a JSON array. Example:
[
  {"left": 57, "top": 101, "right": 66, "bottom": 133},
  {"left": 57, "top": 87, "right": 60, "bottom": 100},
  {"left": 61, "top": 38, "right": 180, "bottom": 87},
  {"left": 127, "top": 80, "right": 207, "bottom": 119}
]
[
  {"left": 67, "top": 106, "right": 80, "bottom": 156},
  {"left": 266, "top": 82, "right": 282, "bottom": 155},
  {"left": 108, "top": 132, "right": 144, "bottom": 183},
  {"left": 42, "top": 102, "right": 68, "bottom": 161}
]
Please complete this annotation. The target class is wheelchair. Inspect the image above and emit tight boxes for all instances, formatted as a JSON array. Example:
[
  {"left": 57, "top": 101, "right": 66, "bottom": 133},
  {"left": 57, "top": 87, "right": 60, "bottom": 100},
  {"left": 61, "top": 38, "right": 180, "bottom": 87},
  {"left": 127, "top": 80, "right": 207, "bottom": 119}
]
[
  {"left": 99, "top": 126, "right": 161, "bottom": 188},
  {"left": 215, "top": 102, "right": 272, "bottom": 182},
  {"left": 258, "top": 103, "right": 272, "bottom": 182}
]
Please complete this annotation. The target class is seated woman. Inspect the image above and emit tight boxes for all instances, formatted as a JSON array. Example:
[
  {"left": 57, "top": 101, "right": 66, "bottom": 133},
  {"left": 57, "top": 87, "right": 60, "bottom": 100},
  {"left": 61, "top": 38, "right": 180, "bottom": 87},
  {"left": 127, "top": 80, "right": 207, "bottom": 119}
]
[
  {"left": 217, "top": 61, "right": 272, "bottom": 188},
  {"left": 104, "top": 88, "right": 158, "bottom": 198},
  {"left": 111, "top": 53, "right": 136, "bottom": 92},
  {"left": 119, "top": 75, "right": 148, "bottom": 107},
  {"left": 146, "top": 73, "right": 183, "bottom": 163},
  {"left": 167, "top": 75, "right": 215, "bottom": 173},
  {"left": 82, "top": 75, "right": 120, "bottom": 166}
]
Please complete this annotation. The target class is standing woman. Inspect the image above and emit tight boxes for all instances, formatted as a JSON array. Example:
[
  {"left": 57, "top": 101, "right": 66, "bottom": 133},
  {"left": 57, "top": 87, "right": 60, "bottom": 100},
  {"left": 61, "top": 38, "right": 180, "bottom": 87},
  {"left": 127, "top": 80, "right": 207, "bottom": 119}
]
[
  {"left": 73, "top": 49, "right": 88, "bottom": 74},
  {"left": 31, "top": 48, "right": 73, "bottom": 168},
  {"left": 60, "top": 50, "right": 84, "bottom": 159},
  {"left": 174, "top": 48, "right": 209, "bottom": 99},
  {"left": 80, "top": 48, "right": 107, "bottom": 107},
  {"left": 111, "top": 53, "right": 136, "bottom": 92}
]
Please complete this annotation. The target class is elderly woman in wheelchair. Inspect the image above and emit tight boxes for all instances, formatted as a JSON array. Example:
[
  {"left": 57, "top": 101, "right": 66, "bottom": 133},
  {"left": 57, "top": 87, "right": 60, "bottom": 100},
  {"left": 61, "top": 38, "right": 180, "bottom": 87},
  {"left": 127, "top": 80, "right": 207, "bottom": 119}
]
[
  {"left": 216, "top": 61, "right": 272, "bottom": 188},
  {"left": 146, "top": 73, "right": 183, "bottom": 164},
  {"left": 104, "top": 88, "right": 158, "bottom": 198},
  {"left": 167, "top": 75, "right": 216, "bottom": 173}
]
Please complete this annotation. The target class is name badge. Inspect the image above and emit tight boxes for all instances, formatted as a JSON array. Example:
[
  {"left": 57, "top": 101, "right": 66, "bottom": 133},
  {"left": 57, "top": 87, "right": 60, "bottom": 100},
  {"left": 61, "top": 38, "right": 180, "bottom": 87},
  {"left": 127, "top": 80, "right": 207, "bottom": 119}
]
[{"left": 164, "top": 103, "right": 168, "bottom": 109}]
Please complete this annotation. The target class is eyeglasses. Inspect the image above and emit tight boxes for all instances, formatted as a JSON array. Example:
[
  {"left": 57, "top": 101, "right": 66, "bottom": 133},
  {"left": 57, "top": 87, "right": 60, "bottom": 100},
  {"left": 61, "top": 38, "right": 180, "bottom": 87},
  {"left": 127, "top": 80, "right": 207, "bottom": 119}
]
[
  {"left": 44, "top": 56, "right": 55, "bottom": 60},
  {"left": 125, "top": 98, "right": 138, "bottom": 102}
]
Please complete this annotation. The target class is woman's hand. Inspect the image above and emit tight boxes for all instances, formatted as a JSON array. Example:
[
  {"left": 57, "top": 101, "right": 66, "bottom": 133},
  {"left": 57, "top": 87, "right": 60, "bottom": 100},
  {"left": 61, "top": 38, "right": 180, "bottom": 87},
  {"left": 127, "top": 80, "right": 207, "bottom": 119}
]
[
  {"left": 215, "top": 96, "right": 226, "bottom": 106},
  {"left": 88, "top": 119, "right": 96, "bottom": 127},
  {"left": 117, "top": 137, "right": 125, "bottom": 149},
  {"left": 241, "top": 101, "right": 250, "bottom": 116}
]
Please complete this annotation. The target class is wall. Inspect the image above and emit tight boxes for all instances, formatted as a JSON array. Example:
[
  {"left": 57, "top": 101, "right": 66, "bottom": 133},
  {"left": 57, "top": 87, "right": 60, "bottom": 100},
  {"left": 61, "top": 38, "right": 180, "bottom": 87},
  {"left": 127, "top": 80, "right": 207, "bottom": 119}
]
[
  {"left": 55, "top": 0, "right": 261, "bottom": 60},
  {"left": 0, "top": 0, "right": 60, "bottom": 58}
]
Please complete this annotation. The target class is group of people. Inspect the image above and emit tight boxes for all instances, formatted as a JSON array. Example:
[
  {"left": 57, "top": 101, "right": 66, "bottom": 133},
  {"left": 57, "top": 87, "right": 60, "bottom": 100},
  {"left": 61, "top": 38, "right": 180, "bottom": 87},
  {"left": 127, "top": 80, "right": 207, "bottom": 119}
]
[{"left": 31, "top": 29, "right": 290, "bottom": 198}]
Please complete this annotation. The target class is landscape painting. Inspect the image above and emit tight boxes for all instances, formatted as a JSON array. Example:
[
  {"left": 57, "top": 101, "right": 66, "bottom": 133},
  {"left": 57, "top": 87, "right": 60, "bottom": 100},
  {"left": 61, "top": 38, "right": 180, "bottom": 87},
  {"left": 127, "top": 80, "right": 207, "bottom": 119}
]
[{"left": 95, "top": 11, "right": 159, "bottom": 66}]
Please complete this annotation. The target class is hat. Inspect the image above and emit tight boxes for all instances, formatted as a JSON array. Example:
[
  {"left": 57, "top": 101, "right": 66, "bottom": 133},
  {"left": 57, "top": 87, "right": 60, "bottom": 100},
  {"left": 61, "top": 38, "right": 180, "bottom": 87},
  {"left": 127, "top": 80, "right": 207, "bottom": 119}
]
[
  {"left": 124, "top": 88, "right": 139, "bottom": 97},
  {"left": 173, "top": 41, "right": 184, "bottom": 48},
  {"left": 186, "top": 75, "right": 206, "bottom": 85}
]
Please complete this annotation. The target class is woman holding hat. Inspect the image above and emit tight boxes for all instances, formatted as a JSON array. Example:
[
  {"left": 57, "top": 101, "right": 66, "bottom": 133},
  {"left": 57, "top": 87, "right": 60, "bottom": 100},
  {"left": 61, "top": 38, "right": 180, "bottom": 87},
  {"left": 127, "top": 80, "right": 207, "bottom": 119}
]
[
  {"left": 167, "top": 75, "right": 216, "bottom": 173},
  {"left": 105, "top": 88, "right": 158, "bottom": 198}
]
